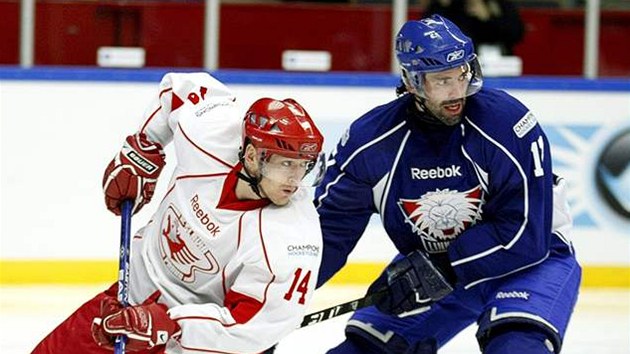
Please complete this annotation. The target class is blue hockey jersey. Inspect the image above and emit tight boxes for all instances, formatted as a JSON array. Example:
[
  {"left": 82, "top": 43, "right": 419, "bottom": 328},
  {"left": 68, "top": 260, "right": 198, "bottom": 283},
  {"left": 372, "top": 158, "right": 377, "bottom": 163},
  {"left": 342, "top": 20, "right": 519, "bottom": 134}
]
[{"left": 315, "top": 87, "right": 562, "bottom": 290}]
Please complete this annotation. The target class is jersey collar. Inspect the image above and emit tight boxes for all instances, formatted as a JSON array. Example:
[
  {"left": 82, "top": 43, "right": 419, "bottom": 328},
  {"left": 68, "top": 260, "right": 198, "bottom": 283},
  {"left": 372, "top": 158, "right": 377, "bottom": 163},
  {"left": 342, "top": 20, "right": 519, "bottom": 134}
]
[{"left": 217, "top": 163, "right": 271, "bottom": 211}]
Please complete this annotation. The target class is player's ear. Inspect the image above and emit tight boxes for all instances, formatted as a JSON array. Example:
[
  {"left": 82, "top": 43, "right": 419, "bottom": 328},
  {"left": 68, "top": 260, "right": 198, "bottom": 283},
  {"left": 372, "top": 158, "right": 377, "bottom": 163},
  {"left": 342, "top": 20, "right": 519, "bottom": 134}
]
[{"left": 243, "top": 144, "right": 259, "bottom": 173}]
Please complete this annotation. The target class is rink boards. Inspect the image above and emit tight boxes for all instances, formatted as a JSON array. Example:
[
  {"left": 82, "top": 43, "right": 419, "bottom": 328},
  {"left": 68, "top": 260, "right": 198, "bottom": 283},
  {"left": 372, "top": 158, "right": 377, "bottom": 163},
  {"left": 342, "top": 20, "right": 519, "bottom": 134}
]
[{"left": 1, "top": 68, "right": 629, "bottom": 287}]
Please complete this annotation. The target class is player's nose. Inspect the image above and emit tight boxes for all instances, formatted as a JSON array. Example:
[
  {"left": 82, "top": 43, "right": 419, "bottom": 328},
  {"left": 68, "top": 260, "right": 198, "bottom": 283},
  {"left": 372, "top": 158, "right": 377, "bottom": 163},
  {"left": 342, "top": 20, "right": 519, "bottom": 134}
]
[{"left": 448, "top": 84, "right": 466, "bottom": 99}]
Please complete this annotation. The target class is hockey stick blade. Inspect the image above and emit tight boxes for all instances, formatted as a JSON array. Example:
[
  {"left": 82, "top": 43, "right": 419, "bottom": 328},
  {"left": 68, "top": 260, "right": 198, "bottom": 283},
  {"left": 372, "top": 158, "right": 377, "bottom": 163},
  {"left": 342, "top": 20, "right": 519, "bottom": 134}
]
[{"left": 300, "top": 289, "right": 386, "bottom": 328}]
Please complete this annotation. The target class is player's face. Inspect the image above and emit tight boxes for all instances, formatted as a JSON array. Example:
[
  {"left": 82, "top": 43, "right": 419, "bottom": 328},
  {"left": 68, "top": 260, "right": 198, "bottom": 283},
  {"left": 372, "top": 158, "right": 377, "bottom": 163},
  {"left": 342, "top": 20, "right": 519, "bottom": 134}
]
[
  {"left": 258, "top": 154, "right": 311, "bottom": 206},
  {"left": 422, "top": 65, "right": 470, "bottom": 126}
]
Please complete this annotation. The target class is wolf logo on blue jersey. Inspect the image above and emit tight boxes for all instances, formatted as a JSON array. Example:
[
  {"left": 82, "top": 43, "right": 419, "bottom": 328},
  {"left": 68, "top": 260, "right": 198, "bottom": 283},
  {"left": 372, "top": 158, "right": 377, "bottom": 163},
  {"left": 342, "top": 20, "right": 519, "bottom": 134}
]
[{"left": 398, "top": 185, "right": 484, "bottom": 253}]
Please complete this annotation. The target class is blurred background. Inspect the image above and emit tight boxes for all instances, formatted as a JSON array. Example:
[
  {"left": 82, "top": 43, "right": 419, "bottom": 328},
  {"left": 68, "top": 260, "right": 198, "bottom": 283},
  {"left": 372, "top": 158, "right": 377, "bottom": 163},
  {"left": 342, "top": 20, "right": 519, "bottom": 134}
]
[{"left": 1, "top": 0, "right": 629, "bottom": 76}]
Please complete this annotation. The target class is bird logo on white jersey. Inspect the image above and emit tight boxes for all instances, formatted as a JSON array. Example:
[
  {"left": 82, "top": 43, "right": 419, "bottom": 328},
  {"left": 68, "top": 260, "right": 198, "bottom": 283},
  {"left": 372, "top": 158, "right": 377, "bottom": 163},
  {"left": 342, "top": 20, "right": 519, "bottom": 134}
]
[
  {"left": 163, "top": 214, "right": 199, "bottom": 264},
  {"left": 158, "top": 204, "right": 220, "bottom": 283},
  {"left": 398, "top": 186, "right": 484, "bottom": 253}
]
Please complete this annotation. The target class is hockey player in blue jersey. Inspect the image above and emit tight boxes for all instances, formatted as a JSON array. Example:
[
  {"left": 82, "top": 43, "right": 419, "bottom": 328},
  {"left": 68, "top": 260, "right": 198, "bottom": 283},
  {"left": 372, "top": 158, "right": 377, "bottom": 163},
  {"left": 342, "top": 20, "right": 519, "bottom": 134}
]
[{"left": 314, "top": 15, "right": 581, "bottom": 354}]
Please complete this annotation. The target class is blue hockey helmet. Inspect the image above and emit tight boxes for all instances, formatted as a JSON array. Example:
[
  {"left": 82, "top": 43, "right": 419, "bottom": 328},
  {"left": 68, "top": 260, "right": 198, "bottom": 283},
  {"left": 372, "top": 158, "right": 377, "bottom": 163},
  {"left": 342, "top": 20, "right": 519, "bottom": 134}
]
[{"left": 395, "top": 15, "right": 483, "bottom": 98}]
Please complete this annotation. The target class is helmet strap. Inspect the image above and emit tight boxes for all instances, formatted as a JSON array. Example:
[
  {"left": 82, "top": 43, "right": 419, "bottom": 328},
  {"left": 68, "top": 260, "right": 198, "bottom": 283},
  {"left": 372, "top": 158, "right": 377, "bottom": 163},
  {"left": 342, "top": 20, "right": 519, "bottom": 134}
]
[
  {"left": 238, "top": 145, "right": 265, "bottom": 199},
  {"left": 396, "top": 80, "right": 408, "bottom": 97},
  {"left": 237, "top": 166, "right": 264, "bottom": 199},
  {"left": 412, "top": 96, "right": 445, "bottom": 126}
]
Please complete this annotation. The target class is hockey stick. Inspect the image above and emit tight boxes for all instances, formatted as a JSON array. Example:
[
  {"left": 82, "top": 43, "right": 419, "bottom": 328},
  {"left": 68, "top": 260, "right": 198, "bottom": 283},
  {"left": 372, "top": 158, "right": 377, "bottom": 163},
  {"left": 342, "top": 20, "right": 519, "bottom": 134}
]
[
  {"left": 114, "top": 200, "right": 133, "bottom": 354},
  {"left": 299, "top": 251, "right": 451, "bottom": 328},
  {"left": 299, "top": 289, "right": 387, "bottom": 328},
  {"left": 261, "top": 291, "right": 386, "bottom": 353}
]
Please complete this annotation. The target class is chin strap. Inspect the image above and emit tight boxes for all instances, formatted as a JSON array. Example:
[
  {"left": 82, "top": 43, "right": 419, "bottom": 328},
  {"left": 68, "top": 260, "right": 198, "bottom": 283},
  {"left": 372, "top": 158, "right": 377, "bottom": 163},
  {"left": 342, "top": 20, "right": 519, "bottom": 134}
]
[
  {"left": 411, "top": 96, "right": 445, "bottom": 126},
  {"left": 237, "top": 163, "right": 264, "bottom": 199}
]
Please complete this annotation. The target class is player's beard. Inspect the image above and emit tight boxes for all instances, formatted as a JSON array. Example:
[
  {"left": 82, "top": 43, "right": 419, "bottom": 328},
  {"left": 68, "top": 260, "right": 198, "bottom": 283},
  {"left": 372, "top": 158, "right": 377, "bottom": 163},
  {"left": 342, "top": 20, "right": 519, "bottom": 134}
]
[{"left": 424, "top": 97, "right": 466, "bottom": 126}]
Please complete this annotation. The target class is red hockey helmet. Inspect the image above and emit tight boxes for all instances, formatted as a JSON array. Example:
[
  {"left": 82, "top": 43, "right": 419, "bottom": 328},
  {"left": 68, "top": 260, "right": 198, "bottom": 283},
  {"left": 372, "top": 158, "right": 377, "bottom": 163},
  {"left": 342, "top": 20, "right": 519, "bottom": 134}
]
[
  {"left": 241, "top": 98, "right": 326, "bottom": 187},
  {"left": 242, "top": 98, "right": 324, "bottom": 160}
]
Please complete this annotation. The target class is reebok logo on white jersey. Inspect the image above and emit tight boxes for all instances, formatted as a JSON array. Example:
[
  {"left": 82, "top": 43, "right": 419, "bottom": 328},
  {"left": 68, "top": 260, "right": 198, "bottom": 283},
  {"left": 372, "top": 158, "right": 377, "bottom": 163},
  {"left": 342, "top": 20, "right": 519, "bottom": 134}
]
[
  {"left": 190, "top": 194, "right": 221, "bottom": 236},
  {"left": 411, "top": 165, "right": 462, "bottom": 180}
]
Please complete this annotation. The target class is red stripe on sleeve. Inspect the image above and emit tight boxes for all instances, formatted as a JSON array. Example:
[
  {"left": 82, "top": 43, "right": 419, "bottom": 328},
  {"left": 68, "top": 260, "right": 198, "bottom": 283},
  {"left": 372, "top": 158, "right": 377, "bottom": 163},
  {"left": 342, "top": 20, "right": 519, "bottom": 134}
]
[
  {"left": 140, "top": 105, "right": 162, "bottom": 134},
  {"left": 223, "top": 290, "right": 264, "bottom": 324},
  {"left": 159, "top": 87, "right": 173, "bottom": 98},
  {"left": 178, "top": 122, "right": 234, "bottom": 169}
]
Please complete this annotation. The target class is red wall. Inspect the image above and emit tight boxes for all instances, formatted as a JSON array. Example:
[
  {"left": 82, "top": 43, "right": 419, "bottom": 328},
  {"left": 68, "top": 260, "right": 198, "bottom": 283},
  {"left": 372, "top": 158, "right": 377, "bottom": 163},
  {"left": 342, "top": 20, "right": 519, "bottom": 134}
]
[
  {"left": 514, "top": 9, "right": 630, "bottom": 76},
  {"left": 0, "top": 0, "right": 19, "bottom": 64},
  {"left": 1, "top": 1, "right": 629, "bottom": 76}
]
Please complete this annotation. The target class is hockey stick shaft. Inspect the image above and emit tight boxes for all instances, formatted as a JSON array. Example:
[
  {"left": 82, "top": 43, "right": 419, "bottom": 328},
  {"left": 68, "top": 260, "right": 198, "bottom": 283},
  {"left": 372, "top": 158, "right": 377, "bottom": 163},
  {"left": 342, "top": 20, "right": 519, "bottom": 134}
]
[
  {"left": 300, "top": 289, "right": 386, "bottom": 328},
  {"left": 114, "top": 200, "right": 133, "bottom": 354}
]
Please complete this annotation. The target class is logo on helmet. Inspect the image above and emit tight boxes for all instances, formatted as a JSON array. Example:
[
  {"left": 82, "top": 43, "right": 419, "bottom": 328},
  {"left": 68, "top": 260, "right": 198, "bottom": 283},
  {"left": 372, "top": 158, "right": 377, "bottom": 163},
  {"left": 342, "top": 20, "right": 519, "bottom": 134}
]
[
  {"left": 397, "top": 39, "right": 413, "bottom": 54},
  {"left": 421, "top": 18, "right": 442, "bottom": 26},
  {"left": 300, "top": 143, "right": 319, "bottom": 152},
  {"left": 446, "top": 50, "right": 465, "bottom": 63}
]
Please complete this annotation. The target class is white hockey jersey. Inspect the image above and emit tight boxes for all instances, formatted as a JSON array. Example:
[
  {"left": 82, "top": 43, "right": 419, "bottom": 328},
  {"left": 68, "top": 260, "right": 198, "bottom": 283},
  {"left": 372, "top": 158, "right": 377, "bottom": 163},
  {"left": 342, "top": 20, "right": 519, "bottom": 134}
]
[{"left": 126, "top": 73, "right": 323, "bottom": 353}]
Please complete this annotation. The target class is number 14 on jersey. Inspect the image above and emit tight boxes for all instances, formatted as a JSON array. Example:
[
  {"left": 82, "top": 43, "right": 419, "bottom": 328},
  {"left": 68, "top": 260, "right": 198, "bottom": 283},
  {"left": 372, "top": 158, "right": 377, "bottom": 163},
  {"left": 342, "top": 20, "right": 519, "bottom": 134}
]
[{"left": 284, "top": 268, "right": 311, "bottom": 305}]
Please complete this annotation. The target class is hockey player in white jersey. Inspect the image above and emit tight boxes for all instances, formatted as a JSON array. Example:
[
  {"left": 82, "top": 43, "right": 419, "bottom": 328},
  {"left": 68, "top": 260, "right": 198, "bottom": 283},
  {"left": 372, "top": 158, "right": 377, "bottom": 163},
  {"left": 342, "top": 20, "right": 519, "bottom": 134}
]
[{"left": 33, "top": 72, "right": 326, "bottom": 354}]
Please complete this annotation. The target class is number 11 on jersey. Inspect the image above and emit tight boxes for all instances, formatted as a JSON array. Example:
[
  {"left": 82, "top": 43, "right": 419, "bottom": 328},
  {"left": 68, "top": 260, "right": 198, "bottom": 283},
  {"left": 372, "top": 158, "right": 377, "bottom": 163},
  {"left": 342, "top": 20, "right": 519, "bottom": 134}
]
[{"left": 531, "top": 135, "right": 545, "bottom": 177}]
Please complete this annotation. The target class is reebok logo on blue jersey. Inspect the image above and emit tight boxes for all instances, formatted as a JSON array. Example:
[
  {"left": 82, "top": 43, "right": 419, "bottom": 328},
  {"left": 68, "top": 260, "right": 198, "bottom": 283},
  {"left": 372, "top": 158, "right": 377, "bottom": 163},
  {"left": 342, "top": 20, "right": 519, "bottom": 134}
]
[
  {"left": 495, "top": 291, "right": 530, "bottom": 300},
  {"left": 411, "top": 165, "right": 462, "bottom": 180}
]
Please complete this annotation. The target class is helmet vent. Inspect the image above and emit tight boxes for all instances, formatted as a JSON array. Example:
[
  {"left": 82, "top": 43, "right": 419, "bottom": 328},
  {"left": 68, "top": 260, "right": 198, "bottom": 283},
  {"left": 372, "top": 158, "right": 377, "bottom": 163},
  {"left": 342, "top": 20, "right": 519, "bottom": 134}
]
[
  {"left": 421, "top": 58, "right": 442, "bottom": 67},
  {"left": 269, "top": 123, "right": 282, "bottom": 133},
  {"left": 275, "top": 138, "right": 292, "bottom": 151}
]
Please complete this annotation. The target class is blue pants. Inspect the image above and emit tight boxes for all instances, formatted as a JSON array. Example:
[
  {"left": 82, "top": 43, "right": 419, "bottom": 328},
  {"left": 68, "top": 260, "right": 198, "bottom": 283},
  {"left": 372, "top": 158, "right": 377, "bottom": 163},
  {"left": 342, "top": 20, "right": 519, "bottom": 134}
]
[{"left": 329, "top": 250, "right": 581, "bottom": 353}]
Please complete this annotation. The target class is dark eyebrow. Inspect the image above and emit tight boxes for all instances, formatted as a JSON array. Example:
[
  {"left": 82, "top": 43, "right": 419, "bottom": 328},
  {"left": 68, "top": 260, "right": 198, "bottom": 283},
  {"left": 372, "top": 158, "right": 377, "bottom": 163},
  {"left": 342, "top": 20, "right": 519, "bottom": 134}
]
[{"left": 428, "top": 74, "right": 454, "bottom": 81}]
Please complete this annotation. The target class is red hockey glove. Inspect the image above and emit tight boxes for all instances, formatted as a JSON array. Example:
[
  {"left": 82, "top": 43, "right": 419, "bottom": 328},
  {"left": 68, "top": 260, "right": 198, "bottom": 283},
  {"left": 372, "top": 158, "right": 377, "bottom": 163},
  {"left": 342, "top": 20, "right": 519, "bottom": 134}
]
[
  {"left": 91, "top": 299, "right": 180, "bottom": 351},
  {"left": 103, "top": 133, "right": 165, "bottom": 215}
]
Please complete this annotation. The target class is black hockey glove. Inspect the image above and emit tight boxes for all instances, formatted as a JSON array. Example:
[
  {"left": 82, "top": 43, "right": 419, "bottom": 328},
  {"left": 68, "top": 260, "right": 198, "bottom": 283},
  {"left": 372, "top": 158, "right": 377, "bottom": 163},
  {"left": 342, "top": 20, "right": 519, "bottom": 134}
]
[{"left": 367, "top": 250, "right": 455, "bottom": 315}]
